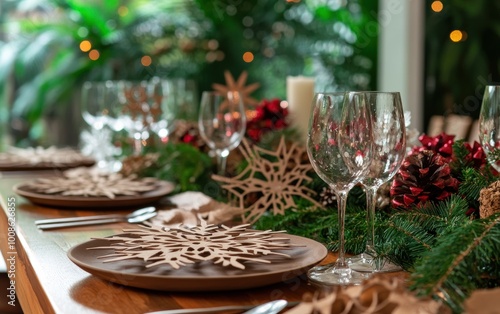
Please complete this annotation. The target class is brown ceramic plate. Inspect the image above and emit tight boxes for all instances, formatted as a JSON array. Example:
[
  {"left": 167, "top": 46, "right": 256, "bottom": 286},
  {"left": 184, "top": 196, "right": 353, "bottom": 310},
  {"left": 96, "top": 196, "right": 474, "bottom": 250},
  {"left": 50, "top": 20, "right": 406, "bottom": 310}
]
[
  {"left": 13, "top": 181, "right": 175, "bottom": 208},
  {"left": 67, "top": 234, "right": 328, "bottom": 291},
  {"left": 0, "top": 159, "right": 95, "bottom": 171}
]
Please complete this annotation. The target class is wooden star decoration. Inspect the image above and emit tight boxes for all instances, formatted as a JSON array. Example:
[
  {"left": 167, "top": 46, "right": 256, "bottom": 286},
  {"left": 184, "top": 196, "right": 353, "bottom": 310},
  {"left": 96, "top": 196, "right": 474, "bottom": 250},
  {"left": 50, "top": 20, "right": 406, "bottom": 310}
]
[
  {"left": 212, "top": 70, "right": 260, "bottom": 108},
  {"left": 122, "top": 85, "right": 148, "bottom": 121},
  {"left": 90, "top": 220, "right": 294, "bottom": 270},
  {"left": 212, "top": 137, "right": 322, "bottom": 224},
  {"left": 122, "top": 85, "right": 164, "bottom": 127},
  {"left": 149, "top": 94, "right": 163, "bottom": 122}
]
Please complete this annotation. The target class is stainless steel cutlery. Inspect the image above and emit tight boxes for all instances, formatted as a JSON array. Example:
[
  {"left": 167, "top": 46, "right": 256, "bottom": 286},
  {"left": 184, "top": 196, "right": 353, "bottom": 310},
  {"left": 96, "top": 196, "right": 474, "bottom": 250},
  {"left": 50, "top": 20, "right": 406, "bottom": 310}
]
[{"left": 35, "top": 206, "right": 157, "bottom": 230}]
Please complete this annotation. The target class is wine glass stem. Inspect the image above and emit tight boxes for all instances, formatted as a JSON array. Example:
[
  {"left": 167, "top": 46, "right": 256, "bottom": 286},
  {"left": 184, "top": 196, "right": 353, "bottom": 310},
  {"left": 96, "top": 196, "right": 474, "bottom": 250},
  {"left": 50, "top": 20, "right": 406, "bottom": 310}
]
[
  {"left": 133, "top": 134, "right": 143, "bottom": 156},
  {"left": 336, "top": 190, "right": 348, "bottom": 267},
  {"left": 365, "top": 187, "right": 377, "bottom": 255},
  {"left": 216, "top": 153, "right": 228, "bottom": 175}
]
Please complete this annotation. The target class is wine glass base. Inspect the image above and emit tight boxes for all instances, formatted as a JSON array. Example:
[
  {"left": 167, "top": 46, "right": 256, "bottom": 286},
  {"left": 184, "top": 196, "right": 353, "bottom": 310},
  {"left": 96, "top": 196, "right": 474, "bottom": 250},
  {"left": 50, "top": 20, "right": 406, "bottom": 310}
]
[
  {"left": 307, "top": 262, "right": 371, "bottom": 286},
  {"left": 347, "top": 254, "right": 402, "bottom": 273}
]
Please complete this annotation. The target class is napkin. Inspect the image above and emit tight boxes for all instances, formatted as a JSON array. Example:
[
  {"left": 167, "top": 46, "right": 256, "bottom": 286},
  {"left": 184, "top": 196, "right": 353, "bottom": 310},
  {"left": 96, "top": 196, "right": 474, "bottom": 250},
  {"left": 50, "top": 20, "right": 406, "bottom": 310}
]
[{"left": 148, "top": 192, "right": 243, "bottom": 228}]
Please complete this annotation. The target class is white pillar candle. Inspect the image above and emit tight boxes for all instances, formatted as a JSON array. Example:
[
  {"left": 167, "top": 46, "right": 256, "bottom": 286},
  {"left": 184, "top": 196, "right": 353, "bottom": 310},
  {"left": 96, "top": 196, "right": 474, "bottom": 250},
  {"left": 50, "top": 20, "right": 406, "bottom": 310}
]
[{"left": 286, "top": 76, "right": 315, "bottom": 144}]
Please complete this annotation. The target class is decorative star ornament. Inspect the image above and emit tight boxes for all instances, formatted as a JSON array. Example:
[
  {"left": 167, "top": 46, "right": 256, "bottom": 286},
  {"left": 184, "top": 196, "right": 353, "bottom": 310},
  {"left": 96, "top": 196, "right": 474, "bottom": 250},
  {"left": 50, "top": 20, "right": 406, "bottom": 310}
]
[{"left": 212, "top": 70, "right": 260, "bottom": 108}]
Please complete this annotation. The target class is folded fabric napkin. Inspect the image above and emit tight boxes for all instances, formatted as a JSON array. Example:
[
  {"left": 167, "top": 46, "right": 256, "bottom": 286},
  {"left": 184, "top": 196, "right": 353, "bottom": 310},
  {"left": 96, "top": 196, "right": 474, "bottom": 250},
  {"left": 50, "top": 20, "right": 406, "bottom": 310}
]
[{"left": 147, "top": 191, "right": 243, "bottom": 228}]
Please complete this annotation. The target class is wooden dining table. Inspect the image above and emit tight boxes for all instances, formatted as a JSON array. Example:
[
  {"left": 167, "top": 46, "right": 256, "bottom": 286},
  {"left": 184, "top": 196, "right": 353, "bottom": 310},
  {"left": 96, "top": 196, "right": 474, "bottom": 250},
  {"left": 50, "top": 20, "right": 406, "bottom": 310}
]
[{"left": 0, "top": 170, "right": 407, "bottom": 314}]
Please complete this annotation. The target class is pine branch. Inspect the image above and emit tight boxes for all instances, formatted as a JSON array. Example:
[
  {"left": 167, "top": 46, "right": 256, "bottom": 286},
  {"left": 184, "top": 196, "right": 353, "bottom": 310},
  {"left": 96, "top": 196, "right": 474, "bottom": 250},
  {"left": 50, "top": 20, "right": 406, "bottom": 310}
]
[
  {"left": 410, "top": 213, "right": 500, "bottom": 313},
  {"left": 381, "top": 217, "right": 435, "bottom": 270},
  {"left": 378, "top": 196, "right": 469, "bottom": 270},
  {"left": 450, "top": 139, "right": 471, "bottom": 177},
  {"left": 459, "top": 167, "right": 493, "bottom": 201}
]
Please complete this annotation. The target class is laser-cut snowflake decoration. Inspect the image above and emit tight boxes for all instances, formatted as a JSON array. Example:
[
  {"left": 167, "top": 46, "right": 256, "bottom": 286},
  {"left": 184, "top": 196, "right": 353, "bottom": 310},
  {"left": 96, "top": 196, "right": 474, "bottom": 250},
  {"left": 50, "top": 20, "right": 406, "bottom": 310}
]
[
  {"left": 0, "top": 146, "right": 94, "bottom": 167},
  {"left": 90, "top": 220, "right": 294, "bottom": 270},
  {"left": 25, "top": 168, "right": 159, "bottom": 199},
  {"left": 212, "top": 137, "right": 322, "bottom": 224}
]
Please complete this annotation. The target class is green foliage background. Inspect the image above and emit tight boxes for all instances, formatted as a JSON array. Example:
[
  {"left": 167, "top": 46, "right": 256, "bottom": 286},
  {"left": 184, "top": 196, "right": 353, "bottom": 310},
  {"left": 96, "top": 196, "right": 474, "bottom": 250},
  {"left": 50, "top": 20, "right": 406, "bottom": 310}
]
[{"left": 0, "top": 0, "right": 378, "bottom": 147}]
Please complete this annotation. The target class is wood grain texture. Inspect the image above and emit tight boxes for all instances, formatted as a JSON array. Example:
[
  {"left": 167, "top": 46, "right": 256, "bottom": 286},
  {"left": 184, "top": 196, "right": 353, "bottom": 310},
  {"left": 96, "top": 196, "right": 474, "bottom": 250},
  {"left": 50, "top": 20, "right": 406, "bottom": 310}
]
[{"left": 0, "top": 171, "right": 408, "bottom": 313}]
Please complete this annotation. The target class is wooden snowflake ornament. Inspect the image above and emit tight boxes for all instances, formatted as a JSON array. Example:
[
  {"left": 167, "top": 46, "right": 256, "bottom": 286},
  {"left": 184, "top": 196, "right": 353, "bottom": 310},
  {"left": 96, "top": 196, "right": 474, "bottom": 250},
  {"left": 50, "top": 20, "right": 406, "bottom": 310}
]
[
  {"left": 212, "top": 70, "right": 260, "bottom": 108},
  {"left": 213, "top": 137, "right": 322, "bottom": 224},
  {"left": 24, "top": 167, "right": 159, "bottom": 199},
  {"left": 91, "top": 220, "right": 294, "bottom": 270},
  {"left": 0, "top": 146, "right": 94, "bottom": 167}
]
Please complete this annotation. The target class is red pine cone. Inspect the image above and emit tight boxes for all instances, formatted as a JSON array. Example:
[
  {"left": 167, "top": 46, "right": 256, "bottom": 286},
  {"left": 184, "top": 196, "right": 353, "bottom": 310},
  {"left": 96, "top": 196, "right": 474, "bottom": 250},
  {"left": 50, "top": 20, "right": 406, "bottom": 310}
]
[{"left": 391, "top": 150, "right": 459, "bottom": 209}]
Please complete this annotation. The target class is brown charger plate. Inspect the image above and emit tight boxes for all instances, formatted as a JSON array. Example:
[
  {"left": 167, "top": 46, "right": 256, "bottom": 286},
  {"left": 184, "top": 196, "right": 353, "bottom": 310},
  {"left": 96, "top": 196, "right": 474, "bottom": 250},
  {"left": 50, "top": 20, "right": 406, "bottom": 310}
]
[
  {"left": 13, "top": 181, "right": 175, "bottom": 208},
  {"left": 67, "top": 234, "right": 328, "bottom": 291},
  {"left": 0, "top": 159, "right": 95, "bottom": 171}
]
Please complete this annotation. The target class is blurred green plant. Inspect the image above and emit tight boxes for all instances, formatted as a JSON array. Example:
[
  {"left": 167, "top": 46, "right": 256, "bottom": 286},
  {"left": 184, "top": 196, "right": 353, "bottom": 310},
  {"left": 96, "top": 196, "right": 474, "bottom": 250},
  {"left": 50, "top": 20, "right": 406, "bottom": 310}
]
[
  {"left": 0, "top": 0, "right": 378, "bottom": 146},
  {"left": 0, "top": 0, "right": 199, "bottom": 146}
]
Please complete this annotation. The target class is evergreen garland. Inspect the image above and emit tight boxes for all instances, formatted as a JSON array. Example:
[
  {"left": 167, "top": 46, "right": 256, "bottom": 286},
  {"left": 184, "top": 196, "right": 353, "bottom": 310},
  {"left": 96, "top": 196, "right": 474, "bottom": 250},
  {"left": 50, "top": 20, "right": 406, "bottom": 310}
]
[{"left": 253, "top": 167, "right": 499, "bottom": 313}]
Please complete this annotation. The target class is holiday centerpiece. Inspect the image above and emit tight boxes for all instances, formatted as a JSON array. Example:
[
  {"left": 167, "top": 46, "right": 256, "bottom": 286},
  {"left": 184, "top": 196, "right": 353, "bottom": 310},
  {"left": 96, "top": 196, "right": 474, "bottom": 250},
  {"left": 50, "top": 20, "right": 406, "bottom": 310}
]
[{"left": 113, "top": 71, "right": 500, "bottom": 313}]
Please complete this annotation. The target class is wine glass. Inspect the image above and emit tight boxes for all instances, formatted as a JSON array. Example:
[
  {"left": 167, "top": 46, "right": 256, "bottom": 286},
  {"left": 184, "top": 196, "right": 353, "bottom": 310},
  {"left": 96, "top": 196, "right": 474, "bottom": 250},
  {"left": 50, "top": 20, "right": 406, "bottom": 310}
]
[
  {"left": 149, "top": 77, "right": 176, "bottom": 143},
  {"left": 479, "top": 85, "right": 500, "bottom": 172},
  {"left": 198, "top": 91, "right": 246, "bottom": 175},
  {"left": 81, "top": 81, "right": 109, "bottom": 131},
  {"left": 346, "top": 92, "right": 406, "bottom": 273},
  {"left": 80, "top": 81, "right": 118, "bottom": 169},
  {"left": 117, "top": 80, "right": 158, "bottom": 155},
  {"left": 306, "top": 92, "right": 373, "bottom": 285}
]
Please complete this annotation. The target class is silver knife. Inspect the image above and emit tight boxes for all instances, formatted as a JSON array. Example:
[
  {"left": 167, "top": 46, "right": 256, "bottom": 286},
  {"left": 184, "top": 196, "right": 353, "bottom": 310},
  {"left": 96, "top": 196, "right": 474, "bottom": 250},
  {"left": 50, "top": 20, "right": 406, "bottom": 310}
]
[{"left": 144, "top": 300, "right": 298, "bottom": 314}]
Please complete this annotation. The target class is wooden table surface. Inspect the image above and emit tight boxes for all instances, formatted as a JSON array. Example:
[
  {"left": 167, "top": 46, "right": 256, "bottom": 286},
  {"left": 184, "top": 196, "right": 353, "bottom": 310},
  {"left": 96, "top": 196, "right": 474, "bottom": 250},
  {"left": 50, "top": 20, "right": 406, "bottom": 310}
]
[{"left": 0, "top": 170, "right": 407, "bottom": 314}]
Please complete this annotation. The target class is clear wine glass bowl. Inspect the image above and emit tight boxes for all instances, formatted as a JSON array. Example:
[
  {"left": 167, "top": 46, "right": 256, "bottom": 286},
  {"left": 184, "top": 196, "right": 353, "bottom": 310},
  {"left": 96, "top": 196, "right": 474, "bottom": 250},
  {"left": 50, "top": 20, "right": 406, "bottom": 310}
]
[
  {"left": 148, "top": 77, "right": 176, "bottom": 143},
  {"left": 346, "top": 92, "right": 406, "bottom": 273},
  {"left": 306, "top": 92, "right": 373, "bottom": 285},
  {"left": 479, "top": 85, "right": 500, "bottom": 172},
  {"left": 81, "top": 81, "right": 110, "bottom": 130},
  {"left": 198, "top": 91, "right": 246, "bottom": 175},
  {"left": 116, "top": 79, "right": 165, "bottom": 155},
  {"left": 80, "top": 81, "right": 120, "bottom": 170}
]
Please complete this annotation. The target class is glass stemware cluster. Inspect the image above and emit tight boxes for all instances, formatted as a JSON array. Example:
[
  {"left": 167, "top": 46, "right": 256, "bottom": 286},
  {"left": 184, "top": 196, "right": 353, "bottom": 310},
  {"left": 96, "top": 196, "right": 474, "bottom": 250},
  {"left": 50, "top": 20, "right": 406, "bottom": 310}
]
[
  {"left": 80, "top": 78, "right": 179, "bottom": 169},
  {"left": 306, "top": 91, "right": 406, "bottom": 285}
]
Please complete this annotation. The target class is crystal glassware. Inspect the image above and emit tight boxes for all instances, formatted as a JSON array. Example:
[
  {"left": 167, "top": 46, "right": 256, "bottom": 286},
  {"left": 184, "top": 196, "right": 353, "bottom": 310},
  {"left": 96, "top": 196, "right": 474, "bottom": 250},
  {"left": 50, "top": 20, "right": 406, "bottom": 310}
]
[
  {"left": 80, "top": 81, "right": 119, "bottom": 169},
  {"left": 198, "top": 91, "right": 246, "bottom": 175},
  {"left": 148, "top": 77, "right": 176, "bottom": 144},
  {"left": 306, "top": 92, "right": 373, "bottom": 285},
  {"left": 346, "top": 92, "right": 406, "bottom": 273},
  {"left": 81, "top": 81, "right": 109, "bottom": 131},
  {"left": 116, "top": 79, "right": 168, "bottom": 155},
  {"left": 479, "top": 85, "right": 500, "bottom": 172}
]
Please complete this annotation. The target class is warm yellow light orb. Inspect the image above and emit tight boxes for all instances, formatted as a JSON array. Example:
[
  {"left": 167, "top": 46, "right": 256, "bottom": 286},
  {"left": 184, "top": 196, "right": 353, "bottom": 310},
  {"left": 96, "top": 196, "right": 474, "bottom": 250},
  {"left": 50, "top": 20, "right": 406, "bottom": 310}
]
[
  {"left": 431, "top": 1, "right": 443, "bottom": 12},
  {"left": 450, "top": 30, "right": 463, "bottom": 42},
  {"left": 141, "top": 55, "right": 152, "bottom": 66},
  {"left": 89, "top": 49, "right": 100, "bottom": 60},
  {"left": 118, "top": 6, "right": 129, "bottom": 16},
  {"left": 243, "top": 51, "right": 254, "bottom": 63},
  {"left": 79, "top": 40, "right": 91, "bottom": 52}
]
